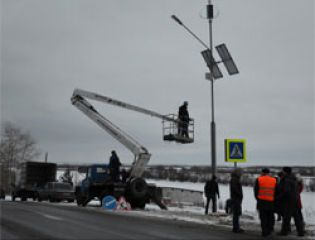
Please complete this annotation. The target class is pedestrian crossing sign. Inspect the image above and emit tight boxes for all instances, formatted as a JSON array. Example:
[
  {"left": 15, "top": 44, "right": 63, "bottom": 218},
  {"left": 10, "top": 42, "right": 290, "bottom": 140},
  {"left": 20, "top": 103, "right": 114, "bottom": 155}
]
[{"left": 225, "top": 139, "right": 247, "bottom": 163}]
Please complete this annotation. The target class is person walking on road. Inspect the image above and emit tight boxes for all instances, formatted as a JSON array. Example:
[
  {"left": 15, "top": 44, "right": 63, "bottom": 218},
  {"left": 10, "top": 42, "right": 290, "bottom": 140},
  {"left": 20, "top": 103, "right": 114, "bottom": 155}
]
[
  {"left": 230, "top": 168, "right": 244, "bottom": 233},
  {"left": 254, "top": 168, "right": 277, "bottom": 237},
  {"left": 204, "top": 175, "right": 220, "bottom": 214},
  {"left": 109, "top": 150, "right": 122, "bottom": 182},
  {"left": 178, "top": 101, "right": 190, "bottom": 138},
  {"left": 276, "top": 167, "right": 305, "bottom": 237}
]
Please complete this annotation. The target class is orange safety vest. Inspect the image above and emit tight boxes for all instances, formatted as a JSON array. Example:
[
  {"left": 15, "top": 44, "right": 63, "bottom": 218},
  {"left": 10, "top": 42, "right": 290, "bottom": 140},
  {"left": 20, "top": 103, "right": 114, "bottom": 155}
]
[{"left": 257, "top": 175, "right": 276, "bottom": 201}]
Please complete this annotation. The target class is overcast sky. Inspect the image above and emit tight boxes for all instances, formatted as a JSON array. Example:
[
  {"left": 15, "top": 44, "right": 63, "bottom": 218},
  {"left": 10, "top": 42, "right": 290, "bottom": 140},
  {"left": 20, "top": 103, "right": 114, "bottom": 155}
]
[{"left": 1, "top": 0, "right": 314, "bottom": 167}]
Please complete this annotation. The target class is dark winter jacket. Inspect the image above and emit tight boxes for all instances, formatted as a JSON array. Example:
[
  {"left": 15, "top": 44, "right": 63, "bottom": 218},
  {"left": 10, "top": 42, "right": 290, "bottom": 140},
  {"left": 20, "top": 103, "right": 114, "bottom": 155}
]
[
  {"left": 275, "top": 173, "right": 299, "bottom": 210},
  {"left": 178, "top": 105, "right": 189, "bottom": 122},
  {"left": 230, "top": 172, "right": 243, "bottom": 203},
  {"left": 297, "top": 180, "right": 303, "bottom": 209},
  {"left": 109, "top": 153, "right": 121, "bottom": 171},
  {"left": 204, "top": 179, "right": 220, "bottom": 198}
]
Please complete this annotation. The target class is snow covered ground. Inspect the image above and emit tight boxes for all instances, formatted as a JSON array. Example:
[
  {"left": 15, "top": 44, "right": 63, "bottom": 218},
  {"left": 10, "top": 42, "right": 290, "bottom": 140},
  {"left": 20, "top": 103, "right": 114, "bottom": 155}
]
[
  {"left": 59, "top": 171, "right": 315, "bottom": 224},
  {"left": 147, "top": 179, "right": 315, "bottom": 225}
]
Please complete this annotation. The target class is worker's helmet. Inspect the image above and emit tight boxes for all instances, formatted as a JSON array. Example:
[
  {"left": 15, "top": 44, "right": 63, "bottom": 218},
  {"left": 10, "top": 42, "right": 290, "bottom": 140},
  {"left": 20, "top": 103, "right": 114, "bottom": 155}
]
[{"left": 184, "top": 101, "right": 188, "bottom": 106}]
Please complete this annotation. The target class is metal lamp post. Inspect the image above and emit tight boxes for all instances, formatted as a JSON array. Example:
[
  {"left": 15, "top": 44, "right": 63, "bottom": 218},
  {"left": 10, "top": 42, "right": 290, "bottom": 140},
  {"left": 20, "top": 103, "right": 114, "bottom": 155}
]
[
  {"left": 207, "top": 1, "right": 217, "bottom": 176},
  {"left": 172, "top": 1, "right": 239, "bottom": 177}
]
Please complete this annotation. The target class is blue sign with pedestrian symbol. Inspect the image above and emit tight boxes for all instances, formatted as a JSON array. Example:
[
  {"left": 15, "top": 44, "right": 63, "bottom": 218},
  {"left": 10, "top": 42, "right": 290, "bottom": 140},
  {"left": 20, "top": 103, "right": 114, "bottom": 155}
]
[
  {"left": 102, "top": 195, "right": 117, "bottom": 210},
  {"left": 225, "top": 139, "right": 247, "bottom": 163}
]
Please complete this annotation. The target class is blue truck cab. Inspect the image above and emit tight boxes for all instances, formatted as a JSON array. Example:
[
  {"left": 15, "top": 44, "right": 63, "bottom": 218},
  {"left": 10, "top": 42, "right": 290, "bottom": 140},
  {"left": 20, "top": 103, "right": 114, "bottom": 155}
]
[
  {"left": 81, "top": 164, "right": 111, "bottom": 188},
  {"left": 75, "top": 164, "right": 165, "bottom": 209},
  {"left": 76, "top": 164, "right": 126, "bottom": 207}
]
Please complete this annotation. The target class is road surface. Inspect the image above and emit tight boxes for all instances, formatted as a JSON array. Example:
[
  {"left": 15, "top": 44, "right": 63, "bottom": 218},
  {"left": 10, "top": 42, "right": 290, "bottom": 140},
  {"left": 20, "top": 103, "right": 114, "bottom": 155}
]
[{"left": 0, "top": 201, "right": 296, "bottom": 239}]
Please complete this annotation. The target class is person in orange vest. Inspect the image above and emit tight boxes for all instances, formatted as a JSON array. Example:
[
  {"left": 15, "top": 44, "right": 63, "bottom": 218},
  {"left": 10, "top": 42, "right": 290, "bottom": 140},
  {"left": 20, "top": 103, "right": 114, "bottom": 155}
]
[{"left": 254, "top": 168, "right": 277, "bottom": 237}]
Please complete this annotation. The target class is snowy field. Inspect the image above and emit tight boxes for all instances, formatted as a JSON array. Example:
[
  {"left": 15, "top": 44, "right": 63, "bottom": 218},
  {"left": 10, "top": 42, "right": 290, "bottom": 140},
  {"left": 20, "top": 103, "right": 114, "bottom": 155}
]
[{"left": 147, "top": 179, "right": 315, "bottom": 225}]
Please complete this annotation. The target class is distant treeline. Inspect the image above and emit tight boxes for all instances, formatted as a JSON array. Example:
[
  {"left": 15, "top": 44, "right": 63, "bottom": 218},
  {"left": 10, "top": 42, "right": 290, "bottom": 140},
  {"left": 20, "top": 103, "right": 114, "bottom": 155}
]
[{"left": 142, "top": 165, "right": 315, "bottom": 192}]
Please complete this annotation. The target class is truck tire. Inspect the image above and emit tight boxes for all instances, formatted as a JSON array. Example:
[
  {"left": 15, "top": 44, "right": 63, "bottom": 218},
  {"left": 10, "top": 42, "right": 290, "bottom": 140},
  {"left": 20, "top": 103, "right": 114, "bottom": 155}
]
[
  {"left": 21, "top": 197, "right": 27, "bottom": 201},
  {"left": 128, "top": 178, "right": 148, "bottom": 199}
]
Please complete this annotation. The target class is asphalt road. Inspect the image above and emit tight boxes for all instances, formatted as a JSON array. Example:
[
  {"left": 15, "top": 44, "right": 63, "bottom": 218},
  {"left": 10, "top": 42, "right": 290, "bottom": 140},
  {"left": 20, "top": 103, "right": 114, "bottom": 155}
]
[{"left": 0, "top": 201, "right": 293, "bottom": 240}]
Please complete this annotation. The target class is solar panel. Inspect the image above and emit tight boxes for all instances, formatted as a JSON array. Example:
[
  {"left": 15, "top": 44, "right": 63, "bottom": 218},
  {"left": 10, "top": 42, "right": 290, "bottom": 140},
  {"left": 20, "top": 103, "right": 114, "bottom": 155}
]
[
  {"left": 201, "top": 49, "right": 223, "bottom": 79},
  {"left": 215, "top": 44, "right": 239, "bottom": 75}
]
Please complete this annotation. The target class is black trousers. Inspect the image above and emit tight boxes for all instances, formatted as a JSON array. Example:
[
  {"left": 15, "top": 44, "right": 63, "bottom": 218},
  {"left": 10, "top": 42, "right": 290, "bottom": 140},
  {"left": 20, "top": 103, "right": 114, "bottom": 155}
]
[
  {"left": 281, "top": 207, "right": 304, "bottom": 235},
  {"left": 110, "top": 169, "right": 120, "bottom": 181},
  {"left": 258, "top": 209, "right": 275, "bottom": 235},
  {"left": 205, "top": 196, "right": 217, "bottom": 214},
  {"left": 232, "top": 201, "right": 242, "bottom": 231},
  {"left": 178, "top": 121, "right": 189, "bottom": 137}
]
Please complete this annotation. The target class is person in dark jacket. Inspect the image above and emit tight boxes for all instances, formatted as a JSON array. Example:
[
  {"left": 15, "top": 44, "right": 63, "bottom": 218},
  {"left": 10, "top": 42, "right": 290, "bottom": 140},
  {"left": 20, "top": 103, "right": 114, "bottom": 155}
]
[
  {"left": 296, "top": 174, "right": 305, "bottom": 229},
  {"left": 109, "top": 150, "right": 122, "bottom": 182},
  {"left": 254, "top": 168, "right": 277, "bottom": 237},
  {"left": 275, "top": 171, "right": 284, "bottom": 221},
  {"left": 230, "top": 168, "right": 244, "bottom": 233},
  {"left": 204, "top": 175, "right": 220, "bottom": 214},
  {"left": 276, "top": 167, "right": 305, "bottom": 237},
  {"left": 178, "top": 101, "right": 190, "bottom": 138}
]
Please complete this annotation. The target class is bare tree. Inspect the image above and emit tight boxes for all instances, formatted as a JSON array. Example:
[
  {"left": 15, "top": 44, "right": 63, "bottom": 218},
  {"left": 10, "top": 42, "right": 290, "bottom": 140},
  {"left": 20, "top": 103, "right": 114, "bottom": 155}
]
[{"left": 0, "top": 122, "right": 40, "bottom": 191}]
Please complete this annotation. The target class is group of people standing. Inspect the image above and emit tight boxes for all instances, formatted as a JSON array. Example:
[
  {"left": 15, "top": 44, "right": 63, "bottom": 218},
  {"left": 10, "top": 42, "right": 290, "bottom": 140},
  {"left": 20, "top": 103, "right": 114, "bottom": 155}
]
[
  {"left": 254, "top": 167, "right": 305, "bottom": 237},
  {"left": 204, "top": 167, "right": 306, "bottom": 237}
]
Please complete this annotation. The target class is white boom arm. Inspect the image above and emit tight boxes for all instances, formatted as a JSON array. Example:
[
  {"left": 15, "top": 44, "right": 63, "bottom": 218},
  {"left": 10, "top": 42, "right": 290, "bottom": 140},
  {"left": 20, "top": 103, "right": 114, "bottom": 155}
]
[
  {"left": 73, "top": 89, "right": 178, "bottom": 123},
  {"left": 71, "top": 89, "right": 175, "bottom": 178}
]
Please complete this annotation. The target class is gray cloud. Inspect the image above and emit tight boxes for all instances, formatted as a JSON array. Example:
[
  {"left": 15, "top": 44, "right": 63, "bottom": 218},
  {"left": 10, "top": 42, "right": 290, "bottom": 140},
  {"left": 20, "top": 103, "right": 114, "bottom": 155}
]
[{"left": 1, "top": 0, "right": 314, "bottom": 166}]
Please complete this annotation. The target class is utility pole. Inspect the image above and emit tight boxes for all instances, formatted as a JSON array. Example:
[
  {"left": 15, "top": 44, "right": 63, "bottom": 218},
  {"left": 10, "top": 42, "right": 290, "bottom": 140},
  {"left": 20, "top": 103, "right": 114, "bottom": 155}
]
[{"left": 207, "top": 0, "right": 217, "bottom": 176}]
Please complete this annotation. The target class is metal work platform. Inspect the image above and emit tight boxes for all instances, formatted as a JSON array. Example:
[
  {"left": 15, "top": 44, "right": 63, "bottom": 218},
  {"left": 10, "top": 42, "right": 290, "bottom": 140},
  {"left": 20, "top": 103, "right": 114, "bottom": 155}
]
[{"left": 162, "top": 114, "right": 194, "bottom": 144}]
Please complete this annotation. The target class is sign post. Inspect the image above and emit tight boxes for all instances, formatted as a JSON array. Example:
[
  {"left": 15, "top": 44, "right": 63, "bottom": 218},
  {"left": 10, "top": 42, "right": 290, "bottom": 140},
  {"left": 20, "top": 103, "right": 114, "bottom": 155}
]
[{"left": 225, "top": 139, "right": 247, "bottom": 168}]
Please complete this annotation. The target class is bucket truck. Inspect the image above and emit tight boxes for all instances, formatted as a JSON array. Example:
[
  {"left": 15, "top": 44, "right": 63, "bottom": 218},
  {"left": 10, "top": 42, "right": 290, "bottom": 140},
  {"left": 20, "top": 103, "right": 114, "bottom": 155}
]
[{"left": 71, "top": 89, "right": 194, "bottom": 209}]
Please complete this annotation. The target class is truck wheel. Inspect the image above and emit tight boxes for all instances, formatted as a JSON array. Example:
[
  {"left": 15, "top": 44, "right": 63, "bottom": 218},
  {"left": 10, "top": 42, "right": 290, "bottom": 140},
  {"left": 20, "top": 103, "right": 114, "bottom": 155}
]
[
  {"left": 129, "top": 178, "right": 148, "bottom": 199},
  {"left": 21, "top": 197, "right": 27, "bottom": 201},
  {"left": 49, "top": 196, "right": 55, "bottom": 202}
]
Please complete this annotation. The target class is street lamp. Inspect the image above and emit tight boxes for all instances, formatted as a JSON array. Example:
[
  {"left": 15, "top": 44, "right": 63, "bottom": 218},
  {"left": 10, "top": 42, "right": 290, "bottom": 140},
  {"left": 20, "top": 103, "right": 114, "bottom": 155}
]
[{"left": 172, "top": 1, "right": 239, "bottom": 176}]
